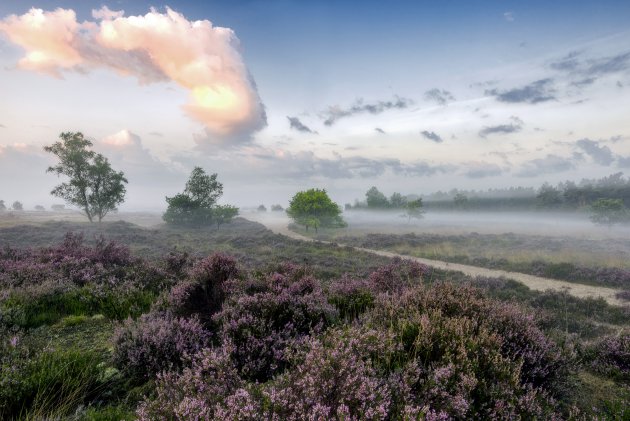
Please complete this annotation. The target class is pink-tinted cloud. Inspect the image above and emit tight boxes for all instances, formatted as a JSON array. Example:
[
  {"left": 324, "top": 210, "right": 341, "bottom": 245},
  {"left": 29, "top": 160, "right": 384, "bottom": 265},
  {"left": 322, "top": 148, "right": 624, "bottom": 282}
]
[{"left": 0, "top": 7, "right": 266, "bottom": 144}]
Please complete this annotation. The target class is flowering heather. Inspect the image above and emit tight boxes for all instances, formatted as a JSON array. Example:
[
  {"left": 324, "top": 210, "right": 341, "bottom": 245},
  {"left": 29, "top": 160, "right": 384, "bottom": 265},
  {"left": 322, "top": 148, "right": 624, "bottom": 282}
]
[
  {"left": 590, "top": 333, "right": 630, "bottom": 382},
  {"left": 112, "top": 312, "right": 211, "bottom": 381},
  {"left": 266, "top": 327, "right": 393, "bottom": 420},
  {"left": 137, "top": 346, "right": 259, "bottom": 420},
  {"left": 216, "top": 270, "right": 337, "bottom": 382},
  {"left": 368, "top": 257, "right": 431, "bottom": 293},
  {"left": 165, "top": 253, "right": 239, "bottom": 324}
]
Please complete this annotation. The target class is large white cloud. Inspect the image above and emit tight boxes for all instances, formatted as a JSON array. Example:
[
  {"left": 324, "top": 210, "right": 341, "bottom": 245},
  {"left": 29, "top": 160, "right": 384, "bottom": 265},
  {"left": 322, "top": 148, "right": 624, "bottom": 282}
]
[{"left": 0, "top": 7, "right": 266, "bottom": 144}]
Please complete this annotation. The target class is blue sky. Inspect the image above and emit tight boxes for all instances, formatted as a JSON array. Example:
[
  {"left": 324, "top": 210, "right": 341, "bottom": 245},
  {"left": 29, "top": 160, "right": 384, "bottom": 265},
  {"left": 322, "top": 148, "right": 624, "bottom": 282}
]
[{"left": 0, "top": 1, "right": 629, "bottom": 209}]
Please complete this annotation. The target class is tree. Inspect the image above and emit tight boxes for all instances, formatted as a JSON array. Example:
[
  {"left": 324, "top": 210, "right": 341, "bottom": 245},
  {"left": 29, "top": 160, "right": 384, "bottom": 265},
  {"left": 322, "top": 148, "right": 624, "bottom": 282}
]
[
  {"left": 44, "top": 132, "right": 127, "bottom": 222},
  {"left": 365, "top": 186, "right": 390, "bottom": 208},
  {"left": 404, "top": 198, "right": 424, "bottom": 222},
  {"left": 257, "top": 204, "right": 267, "bottom": 212},
  {"left": 536, "top": 183, "right": 563, "bottom": 209},
  {"left": 163, "top": 167, "right": 237, "bottom": 227},
  {"left": 0, "top": 200, "right": 5, "bottom": 211},
  {"left": 286, "top": 188, "right": 345, "bottom": 232},
  {"left": 34, "top": 205, "right": 45, "bottom": 211},
  {"left": 389, "top": 192, "right": 408, "bottom": 208},
  {"left": 271, "top": 204, "right": 284, "bottom": 212},
  {"left": 213, "top": 204, "right": 239, "bottom": 229},
  {"left": 12, "top": 201, "right": 23, "bottom": 211},
  {"left": 51, "top": 204, "right": 65, "bottom": 211},
  {"left": 590, "top": 198, "right": 628, "bottom": 227},
  {"left": 453, "top": 193, "right": 469, "bottom": 210}
]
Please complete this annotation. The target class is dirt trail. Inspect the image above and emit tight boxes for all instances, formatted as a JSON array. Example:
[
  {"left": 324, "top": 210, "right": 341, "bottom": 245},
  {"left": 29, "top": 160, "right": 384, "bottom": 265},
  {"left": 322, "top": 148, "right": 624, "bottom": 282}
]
[{"left": 246, "top": 214, "right": 625, "bottom": 306}]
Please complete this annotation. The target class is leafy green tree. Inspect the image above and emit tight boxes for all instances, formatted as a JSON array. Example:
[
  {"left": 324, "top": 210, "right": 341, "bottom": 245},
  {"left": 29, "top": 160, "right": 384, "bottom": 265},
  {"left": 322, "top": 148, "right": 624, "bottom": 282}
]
[
  {"left": 365, "top": 186, "right": 390, "bottom": 208},
  {"left": 11, "top": 201, "right": 23, "bottom": 211},
  {"left": 590, "top": 198, "right": 628, "bottom": 227},
  {"left": 0, "top": 200, "right": 6, "bottom": 211},
  {"left": 536, "top": 183, "right": 563, "bottom": 209},
  {"left": 44, "top": 132, "right": 127, "bottom": 222},
  {"left": 404, "top": 198, "right": 424, "bottom": 222},
  {"left": 453, "top": 193, "right": 469, "bottom": 210},
  {"left": 213, "top": 204, "right": 239, "bottom": 229},
  {"left": 286, "top": 188, "right": 345, "bottom": 232},
  {"left": 163, "top": 167, "right": 237, "bottom": 227},
  {"left": 389, "top": 192, "right": 408, "bottom": 208}
]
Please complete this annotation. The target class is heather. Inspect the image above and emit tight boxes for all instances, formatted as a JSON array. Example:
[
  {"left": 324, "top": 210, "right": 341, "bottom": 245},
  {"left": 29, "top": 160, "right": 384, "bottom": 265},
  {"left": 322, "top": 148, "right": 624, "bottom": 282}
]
[{"left": 0, "top": 221, "right": 628, "bottom": 418}]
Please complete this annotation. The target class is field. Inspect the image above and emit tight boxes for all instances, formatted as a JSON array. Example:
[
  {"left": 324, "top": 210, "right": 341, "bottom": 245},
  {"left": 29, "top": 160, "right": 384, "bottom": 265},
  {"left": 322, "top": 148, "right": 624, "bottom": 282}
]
[{"left": 1, "top": 211, "right": 629, "bottom": 419}]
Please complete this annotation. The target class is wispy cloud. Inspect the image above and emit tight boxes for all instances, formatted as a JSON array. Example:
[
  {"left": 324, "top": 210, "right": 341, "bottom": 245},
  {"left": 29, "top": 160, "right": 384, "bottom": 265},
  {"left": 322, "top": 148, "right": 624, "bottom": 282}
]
[
  {"left": 0, "top": 7, "right": 267, "bottom": 145},
  {"left": 486, "top": 79, "right": 556, "bottom": 104},
  {"left": 575, "top": 138, "right": 614, "bottom": 166},
  {"left": 287, "top": 116, "right": 317, "bottom": 134},
  {"left": 375, "top": 127, "right": 385, "bottom": 134},
  {"left": 421, "top": 130, "right": 443, "bottom": 143},
  {"left": 503, "top": 12, "right": 515, "bottom": 22},
  {"left": 462, "top": 161, "right": 504, "bottom": 178},
  {"left": 322, "top": 96, "right": 412, "bottom": 126},
  {"left": 424, "top": 88, "right": 455, "bottom": 105},
  {"left": 479, "top": 116, "right": 523, "bottom": 138},
  {"left": 516, "top": 154, "right": 575, "bottom": 177}
]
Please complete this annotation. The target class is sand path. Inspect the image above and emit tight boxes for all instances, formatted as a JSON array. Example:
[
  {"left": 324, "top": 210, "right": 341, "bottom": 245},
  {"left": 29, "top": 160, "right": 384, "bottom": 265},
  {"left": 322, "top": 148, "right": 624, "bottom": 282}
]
[{"left": 245, "top": 214, "right": 625, "bottom": 306}]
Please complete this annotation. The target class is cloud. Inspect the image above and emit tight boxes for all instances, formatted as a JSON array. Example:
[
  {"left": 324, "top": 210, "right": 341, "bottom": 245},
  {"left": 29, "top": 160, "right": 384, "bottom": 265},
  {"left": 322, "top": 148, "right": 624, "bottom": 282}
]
[
  {"left": 287, "top": 116, "right": 316, "bottom": 134},
  {"left": 618, "top": 156, "right": 630, "bottom": 168},
  {"left": 479, "top": 116, "right": 523, "bottom": 138},
  {"left": 421, "top": 130, "right": 443, "bottom": 143},
  {"left": 247, "top": 147, "right": 450, "bottom": 180},
  {"left": 0, "top": 124, "right": 5, "bottom": 128},
  {"left": 486, "top": 78, "right": 556, "bottom": 104},
  {"left": 462, "top": 162, "right": 504, "bottom": 178},
  {"left": 575, "top": 138, "right": 614, "bottom": 166},
  {"left": 503, "top": 12, "right": 515, "bottom": 22},
  {"left": 550, "top": 50, "right": 630, "bottom": 86},
  {"left": 322, "top": 96, "right": 412, "bottom": 126},
  {"left": 375, "top": 127, "right": 385, "bottom": 134},
  {"left": 516, "top": 154, "right": 575, "bottom": 177},
  {"left": 0, "top": 7, "right": 267, "bottom": 144},
  {"left": 424, "top": 88, "right": 455, "bottom": 105}
]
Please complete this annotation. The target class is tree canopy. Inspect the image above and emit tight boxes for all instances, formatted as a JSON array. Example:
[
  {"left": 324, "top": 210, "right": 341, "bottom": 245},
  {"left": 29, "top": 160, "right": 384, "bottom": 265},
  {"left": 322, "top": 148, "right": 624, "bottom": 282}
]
[
  {"left": 163, "top": 167, "right": 238, "bottom": 227},
  {"left": 44, "top": 132, "right": 127, "bottom": 222},
  {"left": 590, "top": 198, "right": 629, "bottom": 227},
  {"left": 286, "top": 188, "right": 345, "bottom": 232}
]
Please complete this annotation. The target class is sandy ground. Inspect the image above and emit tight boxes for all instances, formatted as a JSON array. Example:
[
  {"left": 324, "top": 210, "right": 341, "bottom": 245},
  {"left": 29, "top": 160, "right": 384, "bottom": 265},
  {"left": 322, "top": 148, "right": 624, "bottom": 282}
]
[{"left": 242, "top": 212, "right": 625, "bottom": 306}]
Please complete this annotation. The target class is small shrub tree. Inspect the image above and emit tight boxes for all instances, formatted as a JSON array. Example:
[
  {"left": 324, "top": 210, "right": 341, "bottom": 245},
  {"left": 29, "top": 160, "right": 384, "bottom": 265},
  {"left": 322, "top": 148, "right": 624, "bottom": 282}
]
[
  {"left": 257, "top": 204, "right": 267, "bottom": 212},
  {"left": 286, "top": 188, "right": 345, "bottom": 232},
  {"left": 34, "top": 205, "right": 45, "bottom": 211},
  {"left": 366, "top": 186, "right": 390, "bottom": 208},
  {"left": 271, "top": 204, "right": 284, "bottom": 211},
  {"left": 44, "top": 132, "right": 127, "bottom": 222},
  {"left": 590, "top": 198, "right": 628, "bottom": 227},
  {"left": 404, "top": 198, "right": 424, "bottom": 221},
  {"left": 11, "top": 201, "right": 23, "bottom": 211},
  {"left": 163, "top": 167, "right": 238, "bottom": 227},
  {"left": 0, "top": 200, "right": 5, "bottom": 211}
]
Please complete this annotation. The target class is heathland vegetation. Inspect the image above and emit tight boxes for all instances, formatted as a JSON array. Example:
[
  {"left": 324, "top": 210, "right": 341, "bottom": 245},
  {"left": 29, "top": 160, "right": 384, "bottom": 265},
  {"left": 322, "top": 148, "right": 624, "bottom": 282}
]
[
  {"left": 1, "top": 219, "right": 629, "bottom": 419},
  {"left": 0, "top": 132, "right": 628, "bottom": 419}
]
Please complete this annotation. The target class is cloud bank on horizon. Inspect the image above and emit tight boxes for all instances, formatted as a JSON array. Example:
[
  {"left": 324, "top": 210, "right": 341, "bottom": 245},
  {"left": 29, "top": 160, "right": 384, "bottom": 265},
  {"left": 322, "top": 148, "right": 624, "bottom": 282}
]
[{"left": 0, "top": 6, "right": 267, "bottom": 145}]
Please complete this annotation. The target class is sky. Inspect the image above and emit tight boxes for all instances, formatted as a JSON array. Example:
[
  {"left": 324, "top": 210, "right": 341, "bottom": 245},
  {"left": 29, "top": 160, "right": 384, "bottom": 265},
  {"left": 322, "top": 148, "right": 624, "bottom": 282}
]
[{"left": 0, "top": 0, "right": 629, "bottom": 210}]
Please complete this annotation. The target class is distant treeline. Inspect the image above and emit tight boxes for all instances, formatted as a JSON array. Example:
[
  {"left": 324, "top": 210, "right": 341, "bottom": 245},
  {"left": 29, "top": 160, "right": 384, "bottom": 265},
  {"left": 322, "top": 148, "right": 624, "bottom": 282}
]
[{"left": 348, "top": 172, "right": 630, "bottom": 211}]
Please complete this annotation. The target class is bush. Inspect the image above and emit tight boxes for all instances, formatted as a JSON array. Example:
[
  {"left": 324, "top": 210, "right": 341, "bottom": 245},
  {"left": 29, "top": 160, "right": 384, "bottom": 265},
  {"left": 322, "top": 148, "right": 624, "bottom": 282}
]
[
  {"left": 136, "top": 346, "right": 254, "bottom": 420},
  {"left": 112, "top": 312, "right": 211, "bottom": 381},
  {"left": 328, "top": 274, "right": 375, "bottom": 321},
  {"left": 266, "top": 327, "right": 393, "bottom": 420},
  {"left": 589, "top": 333, "right": 630, "bottom": 382},
  {"left": 165, "top": 253, "right": 239, "bottom": 325},
  {"left": 216, "top": 269, "right": 337, "bottom": 382}
]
